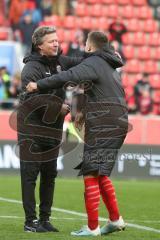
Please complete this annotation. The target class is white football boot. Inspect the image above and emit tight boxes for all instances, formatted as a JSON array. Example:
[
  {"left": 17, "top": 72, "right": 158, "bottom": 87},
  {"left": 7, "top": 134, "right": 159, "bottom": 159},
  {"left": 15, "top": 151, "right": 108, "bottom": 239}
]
[
  {"left": 101, "top": 216, "right": 126, "bottom": 235},
  {"left": 71, "top": 225, "right": 101, "bottom": 236}
]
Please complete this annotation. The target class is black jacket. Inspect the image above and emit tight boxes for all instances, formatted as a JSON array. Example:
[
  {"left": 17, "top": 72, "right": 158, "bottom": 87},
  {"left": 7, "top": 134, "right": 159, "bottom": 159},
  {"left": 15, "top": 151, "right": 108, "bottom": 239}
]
[
  {"left": 21, "top": 51, "right": 82, "bottom": 93},
  {"left": 20, "top": 50, "right": 82, "bottom": 113},
  {"left": 18, "top": 51, "right": 82, "bottom": 152},
  {"left": 36, "top": 45, "right": 128, "bottom": 172},
  {"left": 37, "top": 45, "right": 127, "bottom": 109}
]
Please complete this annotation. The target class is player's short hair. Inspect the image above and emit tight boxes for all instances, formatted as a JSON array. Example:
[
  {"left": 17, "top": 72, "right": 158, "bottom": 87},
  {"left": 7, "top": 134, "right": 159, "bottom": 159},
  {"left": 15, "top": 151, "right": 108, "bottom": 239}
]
[
  {"left": 88, "top": 31, "right": 109, "bottom": 50},
  {"left": 32, "top": 26, "right": 56, "bottom": 51}
]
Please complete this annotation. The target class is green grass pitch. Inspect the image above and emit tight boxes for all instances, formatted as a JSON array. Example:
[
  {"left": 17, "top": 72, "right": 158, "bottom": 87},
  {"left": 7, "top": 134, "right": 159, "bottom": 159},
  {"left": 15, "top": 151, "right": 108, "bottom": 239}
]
[{"left": 0, "top": 174, "right": 160, "bottom": 240}]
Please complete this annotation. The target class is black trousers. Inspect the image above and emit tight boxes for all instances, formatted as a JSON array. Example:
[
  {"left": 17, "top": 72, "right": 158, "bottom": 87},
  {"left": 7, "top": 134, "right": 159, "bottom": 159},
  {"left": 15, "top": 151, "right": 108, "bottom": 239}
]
[
  {"left": 18, "top": 113, "right": 64, "bottom": 223},
  {"left": 20, "top": 159, "right": 57, "bottom": 223}
]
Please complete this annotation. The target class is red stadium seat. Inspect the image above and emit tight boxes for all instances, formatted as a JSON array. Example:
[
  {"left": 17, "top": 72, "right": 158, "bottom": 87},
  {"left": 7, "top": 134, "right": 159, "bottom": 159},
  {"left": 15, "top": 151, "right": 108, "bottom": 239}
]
[
  {"left": 120, "top": 5, "right": 134, "bottom": 18},
  {"left": 63, "top": 16, "right": 76, "bottom": 28},
  {"left": 63, "top": 30, "right": 75, "bottom": 42},
  {"left": 125, "top": 85, "right": 135, "bottom": 96},
  {"left": 131, "top": 0, "right": 147, "bottom": 5},
  {"left": 123, "top": 45, "right": 135, "bottom": 59},
  {"left": 135, "top": 6, "right": 153, "bottom": 19},
  {"left": 127, "top": 19, "right": 141, "bottom": 32},
  {"left": 152, "top": 97, "right": 160, "bottom": 114},
  {"left": 142, "top": 19, "right": 158, "bottom": 32},
  {"left": 49, "top": 15, "right": 62, "bottom": 27},
  {"left": 122, "top": 73, "right": 139, "bottom": 86},
  {"left": 133, "top": 32, "right": 147, "bottom": 45},
  {"left": 150, "top": 75, "right": 160, "bottom": 89},
  {"left": 39, "top": 15, "right": 62, "bottom": 28},
  {"left": 101, "top": 5, "right": 109, "bottom": 17},
  {"left": 90, "top": 4, "right": 103, "bottom": 17},
  {"left": 136, "top": 46, "right": 151, "bottom": 60},
  {"left": 124, "top": 59, "right": 142, "bottom": 73},
  {"left": 151, "top": 47, "right": 160, "bottom": 60},
  {"left": 76, "top": 3, "right": 88, "bottom": 17},
  {"left": 107, "top": 5, "right": 119, "bottom": 18},
  {"left": 152, "top": 103, "right": 160, "bottom": 115},
  {"left": 98, "top": 17, "right": 109, "bottom": 30},
  {"left": 91, "top": 18, "right": 101, "bottom": 30},
  {"left": 60, "top": 42, "right": 69, "bottom": 55},
  {"left": 90, "top": 18, "right": 99, "bottom": 30},
  {"left": 141, "top": 6, "right": 153, "bottom": 19},
  {"left": 153, "top": 105, "right": 160, "bottom": 115},
  {"left": 148, "top": 32, "right": 160, "bottom": 46},
  {"left": 81, "top": 16, "right": 92, "bottom": 29},
  {"left": 154, "top": 90, "right": 160, "bottom": 100},
  {"left": 142, "top": 61, "right": 159, "bottom": 74},
  {"left": 75, "top": 17, "right": 83, "bottom": 28},
  {"left": 122, "top": 73, "right": 129, "bottom": 87},
  {"left": 122, "top": 33, "right": 134, "bottom": 45},
  {"left": 39, "top": 21, "right": 51, "bottom": 27},
  {"left": 56, "top": 28, "right": 64, "bottom": 42}
]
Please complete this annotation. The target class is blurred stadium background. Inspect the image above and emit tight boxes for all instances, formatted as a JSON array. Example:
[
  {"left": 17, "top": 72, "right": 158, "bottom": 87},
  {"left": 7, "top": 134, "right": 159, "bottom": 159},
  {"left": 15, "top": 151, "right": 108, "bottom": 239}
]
[{"left": 0, "top": 0, "right": 160, "bottom": 239}]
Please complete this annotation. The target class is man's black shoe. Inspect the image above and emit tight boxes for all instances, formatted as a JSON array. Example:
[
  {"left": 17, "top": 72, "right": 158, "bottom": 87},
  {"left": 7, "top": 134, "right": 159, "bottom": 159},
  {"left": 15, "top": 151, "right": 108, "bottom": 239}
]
[
  {"left": 36, "top": 223, "right": 48, "bottom": 233},
  {"left": 39, "top": 220, "right": 59, "bottom": 232},
  {"left": 24, "top": 219, "right": 38, "bottom": 232},
  {"left": 24, "top": 219, "right": 47, "bottom": 233}
]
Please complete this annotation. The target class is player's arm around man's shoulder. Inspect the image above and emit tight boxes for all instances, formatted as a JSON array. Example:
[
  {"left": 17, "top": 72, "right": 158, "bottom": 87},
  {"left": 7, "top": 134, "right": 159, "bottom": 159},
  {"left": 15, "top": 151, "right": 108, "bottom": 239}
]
[
  {"left": 27, "top": 58, "right": 99, "bottom": 92},
  {"left": 58, "top": 55, "right": 84, "bottom": 70}
]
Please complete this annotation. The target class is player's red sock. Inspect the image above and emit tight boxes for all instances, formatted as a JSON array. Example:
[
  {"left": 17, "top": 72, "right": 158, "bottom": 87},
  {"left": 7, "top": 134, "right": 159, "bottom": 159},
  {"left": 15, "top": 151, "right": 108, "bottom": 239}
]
[
  {"left": 99, "top": 175, "right": 120, "bottom": 221},
  {"left": 84, "top": 177, "right": 100, "bottom": 230}
]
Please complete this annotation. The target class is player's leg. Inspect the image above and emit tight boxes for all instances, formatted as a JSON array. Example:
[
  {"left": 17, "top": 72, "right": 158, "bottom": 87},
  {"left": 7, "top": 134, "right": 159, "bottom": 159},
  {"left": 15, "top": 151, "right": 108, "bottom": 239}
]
[
  {"left": 99, "top": 175, "right": 125, "bottom": 234},
  {"left": 99, "top": 175, "right": 120, "bottom": 221},
  {"left": 20, "top": 160, "right": 39, "bottom": 232},
  {"left": 71, "top": 172, "right": 101, "bottom": 236},
  {"left": 39, "top": 159, "right": 59, "bottom": 232}
]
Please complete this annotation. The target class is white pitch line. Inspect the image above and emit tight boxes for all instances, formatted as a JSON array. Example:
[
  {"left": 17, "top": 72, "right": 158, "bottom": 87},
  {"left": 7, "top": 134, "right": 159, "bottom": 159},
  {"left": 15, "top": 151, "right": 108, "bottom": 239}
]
[
  {"left": 0, "top": 215, "right": 160, "bottom": 223},
  {"left": 124, "top": 220, "right": 160, "bottom": 223},
  {"left": 0, "top": 216, "right": 23, "bottom": 219},
  {"left": 0, "top": 197, "right": 160, "bottom": 234},
  {"left": 1, "top": 215, "right": 160, "bottom": 223}
]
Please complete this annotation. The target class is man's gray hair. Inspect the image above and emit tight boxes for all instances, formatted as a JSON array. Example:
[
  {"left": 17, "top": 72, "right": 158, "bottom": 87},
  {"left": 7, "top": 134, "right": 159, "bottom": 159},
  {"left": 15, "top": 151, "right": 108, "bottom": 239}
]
[{"left": 32, "top": 26, "right": 56, "bottom": 51}]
